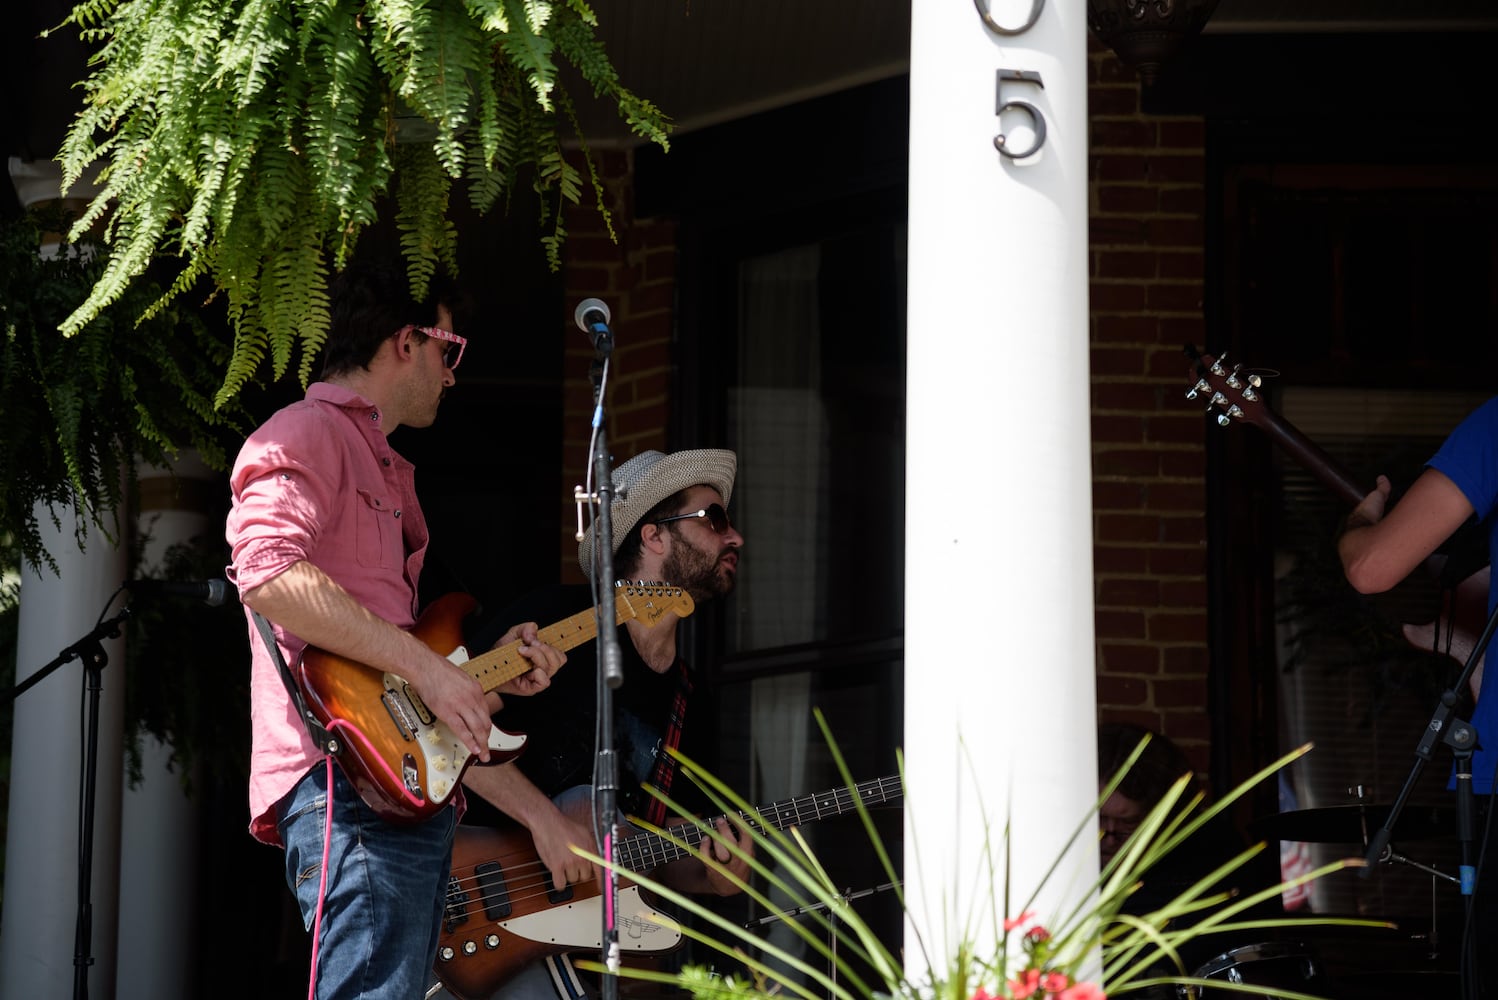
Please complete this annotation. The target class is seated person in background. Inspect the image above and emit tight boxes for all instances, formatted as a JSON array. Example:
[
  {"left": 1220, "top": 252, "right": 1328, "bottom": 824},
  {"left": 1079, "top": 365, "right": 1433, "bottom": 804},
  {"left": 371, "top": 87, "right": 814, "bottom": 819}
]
[{"left": 1098, "top": 723, "right": 1284, "bottom": 993}]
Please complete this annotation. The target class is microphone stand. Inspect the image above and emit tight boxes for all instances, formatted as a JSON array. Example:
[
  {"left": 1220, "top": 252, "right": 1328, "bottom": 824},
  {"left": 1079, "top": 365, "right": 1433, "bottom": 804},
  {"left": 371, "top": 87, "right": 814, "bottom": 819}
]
[
  {"left": 1364, "top": 590, "right": 1498, "bottom": 1000},
  {"left": 1, "top": 607, "right": 132, "bottom": 1000},
  {"left": 579, "top": 325, "right": 624, "bottom": 1000}
]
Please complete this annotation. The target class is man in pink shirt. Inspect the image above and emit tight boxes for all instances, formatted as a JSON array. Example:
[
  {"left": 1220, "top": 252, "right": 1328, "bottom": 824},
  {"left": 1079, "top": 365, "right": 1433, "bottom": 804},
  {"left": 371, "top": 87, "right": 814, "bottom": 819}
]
[{"left": 226, "top": 260, "right": 562, "bottom": 999}]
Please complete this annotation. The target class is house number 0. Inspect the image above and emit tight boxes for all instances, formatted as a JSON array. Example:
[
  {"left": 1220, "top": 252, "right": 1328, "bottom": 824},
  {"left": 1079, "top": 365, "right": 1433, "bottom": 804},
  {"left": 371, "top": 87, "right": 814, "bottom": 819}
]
[{"left": 994, "top": 69, "right": 1046, "bottom": 160}]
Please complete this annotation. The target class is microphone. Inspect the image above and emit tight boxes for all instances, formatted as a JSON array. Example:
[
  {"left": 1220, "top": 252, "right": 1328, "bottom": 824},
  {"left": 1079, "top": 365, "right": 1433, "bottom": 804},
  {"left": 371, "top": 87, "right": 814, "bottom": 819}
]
[
  {"left": 124, "top": 578, "right": 230, "bottom": 607},
  {"left": 573, "top": 298, "right": 613, "bottom": 351}
]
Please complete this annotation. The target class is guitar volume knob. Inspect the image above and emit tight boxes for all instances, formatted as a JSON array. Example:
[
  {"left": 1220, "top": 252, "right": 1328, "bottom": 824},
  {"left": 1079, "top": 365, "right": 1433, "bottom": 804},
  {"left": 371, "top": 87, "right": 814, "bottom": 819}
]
[
  {"left": 485, "top": 933, "right": 501, "bottom": 950},
  {"left": 462, "top": 940, "right": 478, "bottom": 956},
  {"left": 439, "top": 946, "right": 455, "bottom": 962}
]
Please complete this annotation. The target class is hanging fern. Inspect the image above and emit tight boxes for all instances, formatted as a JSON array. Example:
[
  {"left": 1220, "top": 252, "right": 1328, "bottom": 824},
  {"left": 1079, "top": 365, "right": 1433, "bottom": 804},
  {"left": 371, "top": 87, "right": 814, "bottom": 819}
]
[
  {"left": 0, "top": 208, "right": 244, "bottom": 574},
  {"left": 53, "top": 0, "right": 671, "bottom": 407}
]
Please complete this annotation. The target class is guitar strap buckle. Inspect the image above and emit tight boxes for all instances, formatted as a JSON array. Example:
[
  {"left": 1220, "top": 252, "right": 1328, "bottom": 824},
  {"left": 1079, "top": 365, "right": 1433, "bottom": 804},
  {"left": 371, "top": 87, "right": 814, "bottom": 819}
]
[{"left": 252, "top": 610, "right": 342, "bottom": 757}]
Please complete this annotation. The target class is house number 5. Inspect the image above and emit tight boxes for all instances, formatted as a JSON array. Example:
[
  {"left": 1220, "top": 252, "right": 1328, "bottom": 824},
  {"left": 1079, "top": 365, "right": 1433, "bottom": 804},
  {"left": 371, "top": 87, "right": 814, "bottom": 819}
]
[{"left": 994, "top": 69, "right": 1046, "bottom": 160}]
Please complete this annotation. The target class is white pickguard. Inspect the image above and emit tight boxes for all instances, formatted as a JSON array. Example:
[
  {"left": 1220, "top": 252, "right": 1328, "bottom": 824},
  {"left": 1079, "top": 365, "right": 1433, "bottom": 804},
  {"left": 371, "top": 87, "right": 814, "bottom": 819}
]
[
  {"left": 498, "top": 886, "right": 682, "bottom": 952},
  {"left": 381, "top": 644, "right": 528, "bottom": 805}
]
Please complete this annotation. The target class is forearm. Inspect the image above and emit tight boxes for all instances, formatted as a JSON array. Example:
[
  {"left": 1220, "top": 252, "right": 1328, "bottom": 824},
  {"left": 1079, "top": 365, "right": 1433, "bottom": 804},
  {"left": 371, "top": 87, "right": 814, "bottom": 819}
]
[
  {"left": 242, "top": 560, "right": 436, "bottom": 678},
  {"left": 462, "top": 761, "right": 563, "bottom": 830}
]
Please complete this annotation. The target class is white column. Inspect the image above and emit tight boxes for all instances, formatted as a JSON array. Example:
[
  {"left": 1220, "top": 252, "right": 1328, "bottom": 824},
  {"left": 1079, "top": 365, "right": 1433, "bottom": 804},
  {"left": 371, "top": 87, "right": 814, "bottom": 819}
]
[
  {"left": 904, "top": 0, "right": 1097, "bottom": 975},
  {"left": 115, "top": 454, "right": 214, "bottom": 1000},
  {"left": 1, "top": 157, "right": 126, "bottom": 1000},
  {"left": 0, "top": 512, "right": 129, "bottom": 999}
]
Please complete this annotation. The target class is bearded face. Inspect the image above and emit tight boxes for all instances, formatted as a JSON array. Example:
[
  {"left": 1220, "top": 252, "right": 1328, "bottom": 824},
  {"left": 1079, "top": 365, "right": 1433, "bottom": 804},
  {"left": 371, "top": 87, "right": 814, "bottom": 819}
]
[{"left": 660, "top": 521, "right": 738, "bottom": 601}]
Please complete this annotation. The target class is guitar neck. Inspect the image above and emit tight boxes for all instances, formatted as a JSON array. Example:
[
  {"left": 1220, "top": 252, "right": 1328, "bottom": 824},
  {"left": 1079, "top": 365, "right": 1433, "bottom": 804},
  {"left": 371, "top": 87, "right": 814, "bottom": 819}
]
[
  {"left": 616, "top": 774, "right": 903, "bottom": 871},
  {"left": 460, "top": 591, "right": 653, "bottom": 693},
  {"left": 1250, "top": 414, "right": 1368, "bottom": 509}
]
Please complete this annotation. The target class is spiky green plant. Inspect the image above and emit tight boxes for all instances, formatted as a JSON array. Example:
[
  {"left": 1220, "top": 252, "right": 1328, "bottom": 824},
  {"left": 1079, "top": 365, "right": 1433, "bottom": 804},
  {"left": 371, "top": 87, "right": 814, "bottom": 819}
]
[
  {"left": 53, "top": 0, "right": 669, "bottom": 406},
  {"left": 576, "top": 714, "right": 1388, "bottom": 1000}
]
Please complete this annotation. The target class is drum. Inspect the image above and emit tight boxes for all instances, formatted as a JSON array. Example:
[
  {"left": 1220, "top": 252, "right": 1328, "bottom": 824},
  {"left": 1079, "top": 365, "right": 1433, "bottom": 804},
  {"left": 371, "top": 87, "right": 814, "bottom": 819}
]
[{"left": 1177, "top": 941, "right": 1323, "bottom": 999}]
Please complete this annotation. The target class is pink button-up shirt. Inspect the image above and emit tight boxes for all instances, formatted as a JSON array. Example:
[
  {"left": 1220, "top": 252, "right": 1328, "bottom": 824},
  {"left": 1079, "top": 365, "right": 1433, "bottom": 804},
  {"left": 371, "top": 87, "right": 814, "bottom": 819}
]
[{"left": 226, "top": 382, "right": 430, "bottom": 844}]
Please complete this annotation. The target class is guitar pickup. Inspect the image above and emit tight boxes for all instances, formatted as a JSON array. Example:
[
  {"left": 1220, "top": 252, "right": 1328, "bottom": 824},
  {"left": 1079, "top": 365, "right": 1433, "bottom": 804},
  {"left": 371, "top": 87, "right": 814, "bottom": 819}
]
[
  {"left": 401, "top": 682, "right": 436, "bottom": 726},
  {"left": 475, "top": 860, "right": 513, "bottom": 919}
]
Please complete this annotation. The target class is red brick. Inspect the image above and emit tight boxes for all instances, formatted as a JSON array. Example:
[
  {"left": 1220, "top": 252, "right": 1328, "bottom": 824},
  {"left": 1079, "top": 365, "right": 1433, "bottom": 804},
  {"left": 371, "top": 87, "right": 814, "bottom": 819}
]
[
  {"left": 1145, "top": 282, "right": 1204, "bottom": 312},
  {"left": 1096, "top": 608, "right": 1148, "bottom": 639},
  {"left": 1095, "top": 250, "right": 1158, "bottom": 280},
  {"left": 1098, "top": 577, "right": 1161, "bottom": 606},
  {"left": 1091, "top": 282, "right": 1149, "bottom": 311},
  {"left": 1091, "top": 380, "right": 1162, "bottom": 411},
  {"left": 1093, "top": 449, "right": 1162, "bottom": 477},
  {"left": 1091, "top": 216, "right": 1149, "bottom": 245},
  {"left": 1146, "top": 413, "right": 1209, "bottom": 444},
  {"left": 1096, "top": 513, "right": 1160, "bottom": 544},
  {"left": 1091, "top": 119, "right": 1156, "bottom": 149},
  {"left": 1092, "top": 545, "right": 1151, "bottom": 574},
  {"left": 1099, "top": 643, "right": 1162, "bottom": 673},
  {"left": 1146, "top": 611, "right": 1207, "bottom": 643},
  {"left": 1098, "top": 674, "right": 1150, "bottom": 706},
  {"left": 1159, "top": 450, "right": 1206, "bottom": 478},
  {"left": 1093, "top": 315, "right": 1161, "bottom": 344},
  {"left": 1159, "top": 186, "right": 1206, "bottom": 214},
  {"left": 1145, "top": 481, "right": 1206, "bottom": 512},
  {"left": 1163, "top": 645, "right": 1211, "bottom": 673},
  {"left": 1090, "top": 86, "right": 1139, "bottom": 116},
  {"left": 1152, "top": 677, "right": 1211, "bottom": 707},
  {"left": 1160, "top": 579, "right": 1207, "bottom": 607},
  {"left": 1091, "top": 413, "right": 1147, "bottom": 444},
  {"left": 1149, "top": 218, "right": 1206, "bottom": 248},
  {"left": 1160, "top": 516, "right": 1206, "bottom": 545},
  {"left": 1158, "top": 119, "right": 1206, "bottom": 149},
  {"left": 1096, "top": 184, "right": 1159, "bottom": 213},
  {"left": 1091, "top": 347, "right": 1149, "bottom": 377},
  {"left": 1094, "top": 154, "right": 1152, "bottom": 183},
  {"left": 1147, "top": 155, "right": 1205, "bottom": 184},
  {"left": 1093, "top": 480, "right": 1145, "bottom": 509},
  {"left": 1149, "top": 547, "right": 1206, "bottom": 576}
]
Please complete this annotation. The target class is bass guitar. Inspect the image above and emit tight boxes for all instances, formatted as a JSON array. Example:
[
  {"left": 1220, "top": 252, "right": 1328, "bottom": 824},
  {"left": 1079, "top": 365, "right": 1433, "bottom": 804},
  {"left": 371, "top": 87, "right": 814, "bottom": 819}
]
[
  {"left": 1184, "top": 345, "right": 1489, "bottom": 684},
  {"left": 433, "top": 774, "right": 904, "bottom": 1000},
  {"left": 297, "top": 581, "right": 695, "bottom": 824}
]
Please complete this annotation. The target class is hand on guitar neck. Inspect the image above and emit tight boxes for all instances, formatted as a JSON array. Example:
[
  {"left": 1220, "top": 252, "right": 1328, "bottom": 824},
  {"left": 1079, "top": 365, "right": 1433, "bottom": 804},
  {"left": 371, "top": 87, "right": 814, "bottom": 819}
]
[{"left": 1185, "top": 345, "right": 1491, "bottom": 696}]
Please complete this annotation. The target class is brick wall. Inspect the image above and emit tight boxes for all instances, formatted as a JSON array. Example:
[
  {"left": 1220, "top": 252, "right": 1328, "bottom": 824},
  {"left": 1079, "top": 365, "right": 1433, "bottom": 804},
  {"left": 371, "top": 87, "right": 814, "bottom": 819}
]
[
  {"left": 558, "top": 148, "right": 679, "bottom": 582},
  {"left": 1088, "top": 44, "right": 1213, "bottom": 770}
]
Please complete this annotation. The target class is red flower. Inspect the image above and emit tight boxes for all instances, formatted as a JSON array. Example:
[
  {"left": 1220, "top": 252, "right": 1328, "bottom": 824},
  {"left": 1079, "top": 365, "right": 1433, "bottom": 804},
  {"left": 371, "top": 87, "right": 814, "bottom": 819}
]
[
  {"left": 969, "top": 987, "right": 997, "bottom": 1000},
  {"left": 1025, "top": 925, "right": 1052, "bottom": 945},
  {"left": 1008, "top": 968, "right": 1042, "bottom": 999},
  {"left": 1056, "top": 981, "right": 1106, "bottom": 1000},
  {"left": 1003, "top": 911, "right": 1038, "bottom": 933},
  {"left": 1039, "top": 971, "right": 1069, "bottom": 993}
]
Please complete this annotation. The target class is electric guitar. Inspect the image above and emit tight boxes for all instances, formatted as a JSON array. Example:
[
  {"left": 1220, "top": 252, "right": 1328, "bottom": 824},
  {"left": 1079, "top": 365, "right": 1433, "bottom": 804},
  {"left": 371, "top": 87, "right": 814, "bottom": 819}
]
[
  {"left": 432, "top": 774, "right": 904, "bottom": 1000},
  {"left": 1184, "top": 345, "right": 1490, "bottom": 683},
  {"left": 297, "top": 582, "right": 695, "bottom": 824}
]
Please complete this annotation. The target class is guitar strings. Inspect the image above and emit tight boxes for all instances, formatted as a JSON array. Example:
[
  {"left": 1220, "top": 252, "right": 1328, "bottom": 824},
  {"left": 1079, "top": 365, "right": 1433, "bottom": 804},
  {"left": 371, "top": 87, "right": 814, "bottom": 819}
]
[{"left": 442, "top": 777, "right": 904, "bottom": 919}]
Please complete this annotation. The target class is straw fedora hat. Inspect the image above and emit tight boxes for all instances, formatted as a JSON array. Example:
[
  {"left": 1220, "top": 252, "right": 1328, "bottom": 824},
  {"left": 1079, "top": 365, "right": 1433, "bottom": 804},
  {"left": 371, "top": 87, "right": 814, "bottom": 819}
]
[{"left": 578, "top": 448, "right": 737, "bottom": 577}]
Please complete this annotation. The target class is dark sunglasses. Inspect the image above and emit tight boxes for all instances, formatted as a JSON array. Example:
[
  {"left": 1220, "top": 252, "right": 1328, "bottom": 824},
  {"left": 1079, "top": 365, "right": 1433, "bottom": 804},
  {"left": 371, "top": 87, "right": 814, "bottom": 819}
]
[{"left": 651, "top": 503, "right": 732, "bottom": 535}]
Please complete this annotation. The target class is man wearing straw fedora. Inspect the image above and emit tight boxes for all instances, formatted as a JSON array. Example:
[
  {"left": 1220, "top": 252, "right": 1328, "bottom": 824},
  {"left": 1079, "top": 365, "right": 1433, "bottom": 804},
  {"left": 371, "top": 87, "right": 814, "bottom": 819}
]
[{"left": 457, "top": 448, "right": 754, "bottom": 998}]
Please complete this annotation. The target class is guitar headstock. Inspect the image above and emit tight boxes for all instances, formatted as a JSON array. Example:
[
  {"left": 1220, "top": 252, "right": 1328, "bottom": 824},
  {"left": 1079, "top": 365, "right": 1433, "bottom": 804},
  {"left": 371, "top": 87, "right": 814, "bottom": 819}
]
[
  {"left": 614, "top": 580, "right": 696, "bottom": 626},
  {"left": 1184, "top": 344, "right": 1275, "bottom": 429}
]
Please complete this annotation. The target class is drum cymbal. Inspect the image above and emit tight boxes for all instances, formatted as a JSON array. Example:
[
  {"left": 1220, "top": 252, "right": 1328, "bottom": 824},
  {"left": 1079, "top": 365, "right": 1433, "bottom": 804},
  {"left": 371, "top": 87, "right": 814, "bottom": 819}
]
[{"left": 1249, "top": 802, "right": 1452, "bottom": 844}]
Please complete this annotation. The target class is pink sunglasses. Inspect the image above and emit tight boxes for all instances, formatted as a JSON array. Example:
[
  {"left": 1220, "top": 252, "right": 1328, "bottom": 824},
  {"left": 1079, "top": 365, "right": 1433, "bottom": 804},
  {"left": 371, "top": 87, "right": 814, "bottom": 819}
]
[{"left": 399, "top": 325, "right": 467, "bottom": 371}]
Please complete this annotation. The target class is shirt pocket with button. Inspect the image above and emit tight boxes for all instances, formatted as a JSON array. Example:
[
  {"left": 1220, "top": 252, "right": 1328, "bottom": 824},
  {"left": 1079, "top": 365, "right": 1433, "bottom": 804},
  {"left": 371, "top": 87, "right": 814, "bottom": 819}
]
[{"left": 354, "top": 488, "right": 403, "bottom": 570}]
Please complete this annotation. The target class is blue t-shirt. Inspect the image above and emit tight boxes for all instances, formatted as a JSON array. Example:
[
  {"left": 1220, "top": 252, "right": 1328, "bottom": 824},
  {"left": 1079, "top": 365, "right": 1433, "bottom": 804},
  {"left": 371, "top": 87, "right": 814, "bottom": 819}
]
[{"left": 1428, "top": 396, "right": 1498, "bottom": 793}]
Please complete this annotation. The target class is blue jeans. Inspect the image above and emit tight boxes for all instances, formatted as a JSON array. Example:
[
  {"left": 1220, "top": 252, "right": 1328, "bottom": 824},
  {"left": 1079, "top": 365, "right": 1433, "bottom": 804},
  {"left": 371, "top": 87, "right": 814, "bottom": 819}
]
[{"left": 278, "top": 763, "right": 457, "bottom": 1000}]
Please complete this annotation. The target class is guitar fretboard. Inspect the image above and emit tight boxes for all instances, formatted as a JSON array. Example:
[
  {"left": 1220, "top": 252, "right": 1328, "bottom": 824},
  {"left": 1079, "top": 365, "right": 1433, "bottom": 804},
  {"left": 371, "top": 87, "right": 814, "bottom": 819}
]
[{"left": 616, "top": 774, "right": 903, "bottom": 871}]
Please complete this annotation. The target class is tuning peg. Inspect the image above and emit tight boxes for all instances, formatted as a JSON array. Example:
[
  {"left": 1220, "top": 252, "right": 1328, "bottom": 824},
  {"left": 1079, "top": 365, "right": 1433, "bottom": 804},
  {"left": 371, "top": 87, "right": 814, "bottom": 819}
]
[
  {"left": 1185, "top": 378, "right": 1210, "bottom": 401},
  {"left": 1247, "top": 372, "right": 1262, "bottom": 388},
  {"left": 1210, "top": 354, "right": 1228, "bottom": 376},
  {"left": 1216, "top": 413, "right": 1232, "bottom": 427}
]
